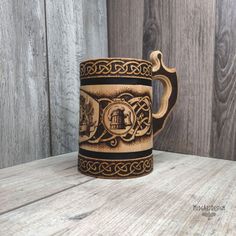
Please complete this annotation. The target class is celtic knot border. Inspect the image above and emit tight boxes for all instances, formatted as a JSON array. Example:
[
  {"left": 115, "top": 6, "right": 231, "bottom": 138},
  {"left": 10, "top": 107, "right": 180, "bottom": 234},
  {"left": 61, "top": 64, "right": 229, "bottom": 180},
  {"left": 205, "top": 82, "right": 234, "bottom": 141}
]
[
  {"left": 79, "top": 91, "right": 152, "bottom": 147},
  {"left": 80, "top": 59, "right": 152, "bottom": 79},
  {"left": 78, "top": 155, "right": 153, "bottom": 178}
]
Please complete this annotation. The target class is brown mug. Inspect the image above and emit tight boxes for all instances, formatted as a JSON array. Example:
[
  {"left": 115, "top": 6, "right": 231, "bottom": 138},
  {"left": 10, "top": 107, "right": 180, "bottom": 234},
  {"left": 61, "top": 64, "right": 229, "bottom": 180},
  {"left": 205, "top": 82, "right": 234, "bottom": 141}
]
[{"left": 78, "top": 51, "right": 178, "bottom": 179}]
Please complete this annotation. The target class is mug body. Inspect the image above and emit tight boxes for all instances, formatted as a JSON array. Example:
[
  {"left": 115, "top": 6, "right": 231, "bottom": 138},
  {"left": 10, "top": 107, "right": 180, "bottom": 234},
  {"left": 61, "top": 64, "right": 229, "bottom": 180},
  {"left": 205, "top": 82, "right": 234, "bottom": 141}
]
[{"left": 78, "top": 58, "right": 153, "bottom": 178}]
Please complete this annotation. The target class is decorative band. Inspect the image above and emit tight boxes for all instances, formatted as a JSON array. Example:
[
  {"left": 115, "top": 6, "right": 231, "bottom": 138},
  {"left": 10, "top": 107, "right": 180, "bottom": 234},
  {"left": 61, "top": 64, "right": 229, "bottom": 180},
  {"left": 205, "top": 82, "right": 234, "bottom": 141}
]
[
  {"left": 80, "top": 59, "right": 152, "bottom": 79},
  {"left": 79, "top": 148, "right": 152, "bottom": 160},
  {"left": 78, "top": 155, "right": 153, "bottom": 178},
  {"left": 80, "top": 77, "right": 152, "bottom": 86},
  {"left": 79, "top": 90, "right": 152, "bottom": 147}
]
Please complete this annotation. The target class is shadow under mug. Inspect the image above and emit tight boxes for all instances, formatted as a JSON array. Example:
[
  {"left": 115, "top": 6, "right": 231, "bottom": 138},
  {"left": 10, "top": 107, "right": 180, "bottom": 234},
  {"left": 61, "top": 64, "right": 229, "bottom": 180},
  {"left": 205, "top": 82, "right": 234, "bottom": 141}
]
[{"left": 78, "top": 51, "right": 178, "bottom": 179}]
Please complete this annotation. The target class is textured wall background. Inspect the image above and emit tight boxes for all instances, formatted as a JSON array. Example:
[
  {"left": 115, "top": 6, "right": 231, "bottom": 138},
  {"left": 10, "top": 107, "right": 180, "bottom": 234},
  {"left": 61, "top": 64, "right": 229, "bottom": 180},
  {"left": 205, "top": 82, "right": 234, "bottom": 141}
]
[
  {"left": 0, "top": 0, "right": 107, "bottom": 168},
  {"left": 0, "top": 0, "right": 235, "bottom": 168},
  {"left": 108, "top": 0, "right": 236, "bottom": 161}
]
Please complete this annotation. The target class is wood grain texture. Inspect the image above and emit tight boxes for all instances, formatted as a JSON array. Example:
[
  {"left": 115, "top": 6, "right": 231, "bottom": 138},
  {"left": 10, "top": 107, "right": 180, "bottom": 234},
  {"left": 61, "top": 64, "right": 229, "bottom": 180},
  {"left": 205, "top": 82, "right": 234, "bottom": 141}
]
[
  {"left": 46, "top": 0, "right": 108, "bottom": 155},
  {"left": 0, "top": 152, "right": 91, "bottom": 214},
  {"left": 0, "top": 151, "right": 236, "bottom": 235},
  {"left": 143, "top": 0, "right": 215, "bottom": 156},
  {"left": 210, "top": 0, "right": 236, "bottom": 160},
  {"left": 107, "top": 0, "right": 144, "bottom": 58},
  {"left": 0, "top": 0, "right": 50, "bottom": 168}
]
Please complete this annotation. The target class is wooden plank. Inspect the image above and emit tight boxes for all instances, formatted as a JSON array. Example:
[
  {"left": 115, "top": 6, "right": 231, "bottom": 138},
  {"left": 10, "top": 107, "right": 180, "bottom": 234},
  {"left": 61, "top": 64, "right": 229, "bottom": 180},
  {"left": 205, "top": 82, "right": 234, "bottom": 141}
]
[
  {"left": 82, "top": 0, "right": 108, "bottom": 58},
  {"left": 210, "top": 0, "right": 236, "bottom": 160},
  {"left": 46, "top": 0, "right": 108, "bottom": 155},
  {"left": 0, "top": 152, "right": 92, "bottom": 215},
  {"left": 107, "top": 0, "right": 144, "bottom": 58},
  {"left": 0, "top": 151, "right": 236, "bottom": 235},
  {"left": 0, "top": 0, "right": 50, "bottom": 168},
  {"left": 143, "top": 0, "right": 215, "bottom": 156}
]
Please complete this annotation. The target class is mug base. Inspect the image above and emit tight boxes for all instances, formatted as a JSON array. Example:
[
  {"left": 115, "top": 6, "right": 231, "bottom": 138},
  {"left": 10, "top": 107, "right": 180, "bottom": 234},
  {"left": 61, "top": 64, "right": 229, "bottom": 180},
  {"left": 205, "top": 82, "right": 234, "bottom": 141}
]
[{"left": 78, "top": 154, "right": 153, "bottom": 179}]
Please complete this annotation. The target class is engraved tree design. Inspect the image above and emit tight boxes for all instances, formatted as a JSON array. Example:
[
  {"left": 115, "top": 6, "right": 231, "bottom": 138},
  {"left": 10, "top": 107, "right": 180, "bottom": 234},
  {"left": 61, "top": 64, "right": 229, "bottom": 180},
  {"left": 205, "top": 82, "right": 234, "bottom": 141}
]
[{"left": 80, "top": 95, "right": 96, "bottom": 137}]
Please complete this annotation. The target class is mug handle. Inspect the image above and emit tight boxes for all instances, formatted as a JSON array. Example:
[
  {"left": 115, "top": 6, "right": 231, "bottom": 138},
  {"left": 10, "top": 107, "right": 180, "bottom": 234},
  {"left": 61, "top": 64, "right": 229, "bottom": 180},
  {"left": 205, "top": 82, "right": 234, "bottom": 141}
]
[{"left": 150, "top": 51, "right": 178, "bottom": 137}]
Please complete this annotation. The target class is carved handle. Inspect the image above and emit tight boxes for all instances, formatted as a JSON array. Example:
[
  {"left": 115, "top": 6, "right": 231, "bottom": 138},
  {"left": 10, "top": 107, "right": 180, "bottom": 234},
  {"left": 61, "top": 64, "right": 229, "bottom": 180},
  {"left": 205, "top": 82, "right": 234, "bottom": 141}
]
[{"left": 150, "top": 51, "right": 178, "bottom": 136}]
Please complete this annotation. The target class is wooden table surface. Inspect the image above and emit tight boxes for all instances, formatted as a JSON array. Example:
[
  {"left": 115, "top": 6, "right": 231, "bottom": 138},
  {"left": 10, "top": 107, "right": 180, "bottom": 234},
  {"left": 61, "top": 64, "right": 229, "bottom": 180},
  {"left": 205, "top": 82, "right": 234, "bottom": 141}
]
[{"left": 0, "top": 151, "right": 236, "bottom": 236}]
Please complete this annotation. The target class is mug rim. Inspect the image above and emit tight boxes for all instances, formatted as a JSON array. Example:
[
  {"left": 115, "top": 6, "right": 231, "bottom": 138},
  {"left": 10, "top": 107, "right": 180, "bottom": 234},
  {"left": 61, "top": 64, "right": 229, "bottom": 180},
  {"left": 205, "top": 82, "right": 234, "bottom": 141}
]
[{"left": 80, "top": 57, "right": 152, "bottom": 66}]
